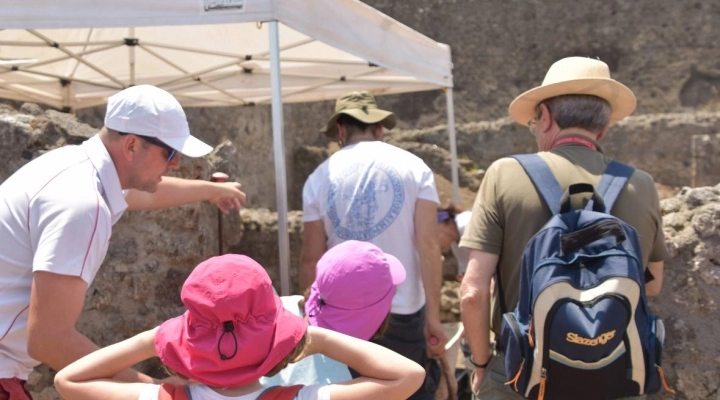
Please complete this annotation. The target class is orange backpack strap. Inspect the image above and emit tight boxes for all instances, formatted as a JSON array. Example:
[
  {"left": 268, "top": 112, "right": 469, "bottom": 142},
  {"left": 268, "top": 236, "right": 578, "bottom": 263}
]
[
  {"left": 257, "top": 385, "right": 304, "bottom": 400},
  {"left": 158, "top": 383, "right": 192, "bottom": 400}
]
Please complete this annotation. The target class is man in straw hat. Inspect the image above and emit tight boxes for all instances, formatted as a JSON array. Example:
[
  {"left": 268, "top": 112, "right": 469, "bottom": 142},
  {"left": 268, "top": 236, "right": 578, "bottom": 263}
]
[
  {"left": 459, "top": 57, "right": 666, "bottom": 399},
  {"left": 0, "top": 85, "right": 246, "bottom": 398},
  {"left": 300, "top": 91, "right": 446, "bottom": 399}
]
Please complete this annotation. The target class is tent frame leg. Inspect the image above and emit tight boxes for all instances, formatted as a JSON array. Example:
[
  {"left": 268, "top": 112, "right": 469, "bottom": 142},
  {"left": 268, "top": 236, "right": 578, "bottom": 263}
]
[
  {"left": 269, "top": 21, "right": 291, "bottom": 296},
  {"left": 446, "top": 87, "right": 460, "bottom": 205}
]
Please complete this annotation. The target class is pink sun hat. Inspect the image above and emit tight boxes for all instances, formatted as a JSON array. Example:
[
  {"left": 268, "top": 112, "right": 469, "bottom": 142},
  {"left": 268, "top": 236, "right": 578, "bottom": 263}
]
[
  {"left": 305, "top": 240, "right": 406, "bottom": 340},
  {"left": 154, "top": 254, "right": 307, "bottom": 387}
]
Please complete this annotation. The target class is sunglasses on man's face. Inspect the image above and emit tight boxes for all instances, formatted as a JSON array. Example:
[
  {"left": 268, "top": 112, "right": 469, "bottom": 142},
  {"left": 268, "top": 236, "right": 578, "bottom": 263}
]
[{"left": 119, "top": 132, "right": 178, "bottom": 162}]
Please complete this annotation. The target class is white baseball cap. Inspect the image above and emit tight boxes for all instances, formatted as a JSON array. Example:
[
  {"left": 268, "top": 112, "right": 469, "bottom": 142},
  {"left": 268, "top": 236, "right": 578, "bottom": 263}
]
[{"left": 104, "top": 85, "right": 212, "bottom": 157}]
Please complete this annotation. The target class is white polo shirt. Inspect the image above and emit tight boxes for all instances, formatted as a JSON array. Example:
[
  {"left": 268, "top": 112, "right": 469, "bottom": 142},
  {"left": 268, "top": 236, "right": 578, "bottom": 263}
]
[
  {"left": 0, "top": 135, "right": 128, "bottom": 379},
  {"left": 303, "top": 141, "right": 439, "bottom": 315}
]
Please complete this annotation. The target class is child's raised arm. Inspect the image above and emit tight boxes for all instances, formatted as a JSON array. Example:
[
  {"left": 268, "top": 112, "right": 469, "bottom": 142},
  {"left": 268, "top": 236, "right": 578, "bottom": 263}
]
[
  {"left": 54, "top": 328, "right": 159, "bottom": 400},
  {"left": 306, "top": 326, "right": 425, "bottom": 400}
]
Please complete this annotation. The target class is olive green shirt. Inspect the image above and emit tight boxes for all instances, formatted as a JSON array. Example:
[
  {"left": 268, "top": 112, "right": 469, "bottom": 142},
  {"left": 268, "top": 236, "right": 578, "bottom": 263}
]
[{"left": 459, "top": 142, "right": 667, "bottom": 336}]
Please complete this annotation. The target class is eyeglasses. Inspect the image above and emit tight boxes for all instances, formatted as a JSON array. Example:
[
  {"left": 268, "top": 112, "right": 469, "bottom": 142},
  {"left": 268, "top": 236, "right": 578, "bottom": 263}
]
[
  {"left": 119, "top": 132, "right": 178, "bottom": 162},
  {"left": 527, "top": 119, "right": 537, "bottom": 136},
  {"left": 528, "top": 105, "right": 550, "bottom": 137}
]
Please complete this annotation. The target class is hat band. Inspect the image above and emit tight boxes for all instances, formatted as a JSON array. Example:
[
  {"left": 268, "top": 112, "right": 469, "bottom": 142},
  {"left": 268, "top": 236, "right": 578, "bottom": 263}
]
[{"left": 338, "top": 103, "right": 377, "bottom": 111}]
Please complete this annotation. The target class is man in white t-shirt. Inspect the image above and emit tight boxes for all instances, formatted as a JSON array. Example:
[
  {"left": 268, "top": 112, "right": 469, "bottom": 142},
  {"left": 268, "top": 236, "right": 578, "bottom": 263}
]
[
  {"left": 0, "top": 85, "right": 247, "bottom": 399},
  {"left": 299, "top": 91, "right": 446, "bottom": 400}
]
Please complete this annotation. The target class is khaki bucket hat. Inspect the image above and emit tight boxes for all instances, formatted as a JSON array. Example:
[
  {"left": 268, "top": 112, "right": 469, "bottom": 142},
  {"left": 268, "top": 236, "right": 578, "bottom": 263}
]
[
  {"left": 508, "top": 57, "right": 637, "bottom": 127},
  {"left": 320, "top": 91, "right": 396, "bottom": 138}
]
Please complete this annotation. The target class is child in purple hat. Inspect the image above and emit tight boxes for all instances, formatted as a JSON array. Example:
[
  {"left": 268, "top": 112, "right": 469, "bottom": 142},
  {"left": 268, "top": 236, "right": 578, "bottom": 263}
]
[
  {"left": 55, "top": 254, "right": 423, "bottom": 400},
  {"left": 262, "top": 240, "right": 406, "bottom": 387}
]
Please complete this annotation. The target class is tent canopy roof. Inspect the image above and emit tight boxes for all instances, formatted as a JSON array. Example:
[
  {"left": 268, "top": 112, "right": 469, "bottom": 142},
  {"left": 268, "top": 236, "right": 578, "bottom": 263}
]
[{"left": 0, "top": 0, "right": 453, "bottom": 110}]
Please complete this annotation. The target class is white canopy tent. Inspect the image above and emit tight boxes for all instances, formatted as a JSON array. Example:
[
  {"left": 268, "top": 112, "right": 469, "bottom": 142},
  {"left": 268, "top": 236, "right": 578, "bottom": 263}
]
[{"left": 0, "top": 0, "right": 459, "bottom": 295}]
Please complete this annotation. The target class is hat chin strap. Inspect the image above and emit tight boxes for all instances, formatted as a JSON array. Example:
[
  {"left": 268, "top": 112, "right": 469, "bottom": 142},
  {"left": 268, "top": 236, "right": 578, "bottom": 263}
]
[{"left": 218, "top": 321, "right": 238, "bottom": 360}]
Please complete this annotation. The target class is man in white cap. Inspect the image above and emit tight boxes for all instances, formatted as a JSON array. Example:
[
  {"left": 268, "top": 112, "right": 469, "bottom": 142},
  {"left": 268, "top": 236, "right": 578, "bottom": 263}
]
[
  {"left": 459, "top": 57, "right": 666, "bottom": 399},
  {"left": 300, "top": 91, "right": 446, "bottom": 400},
  {"left": 0, "top": 85, "right": 246, "bottom": 398}
]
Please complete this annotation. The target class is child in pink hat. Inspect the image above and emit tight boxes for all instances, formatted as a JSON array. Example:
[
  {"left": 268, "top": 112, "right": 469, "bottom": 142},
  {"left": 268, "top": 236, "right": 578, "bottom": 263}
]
[
  {"left": 54, "top": 254, "right": 423, "bottom": 400},
  {"left": 262, "top": 240, "right": 406, "bottom": 386}
]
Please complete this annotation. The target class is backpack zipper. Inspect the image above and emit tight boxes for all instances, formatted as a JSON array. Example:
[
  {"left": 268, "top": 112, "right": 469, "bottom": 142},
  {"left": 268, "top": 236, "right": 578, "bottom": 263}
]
[
  {"left": 531, "top": 252, "right": 642, "bottom": 301},
  {"left": 534, "top": 249, "right": 640, "bottom": 271}
]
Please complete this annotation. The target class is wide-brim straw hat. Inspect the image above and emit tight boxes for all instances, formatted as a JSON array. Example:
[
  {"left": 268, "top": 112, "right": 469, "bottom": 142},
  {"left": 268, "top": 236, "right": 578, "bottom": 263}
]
[
  {"left": 508, "top": 57, "right": 637, "bottom": 126},
  {"left": 320, "top": 91, "right": 396, "bottom": 138}
]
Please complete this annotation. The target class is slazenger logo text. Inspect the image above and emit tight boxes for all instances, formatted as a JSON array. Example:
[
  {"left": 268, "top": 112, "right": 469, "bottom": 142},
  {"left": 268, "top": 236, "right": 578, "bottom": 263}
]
[{"left": 566, "top": 330, "right": 616, "bottom": 346}]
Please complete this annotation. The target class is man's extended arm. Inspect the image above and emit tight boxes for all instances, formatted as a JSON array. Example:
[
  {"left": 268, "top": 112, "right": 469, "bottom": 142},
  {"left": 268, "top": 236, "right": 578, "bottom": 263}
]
[
  {"left": 126, "top": 176, "right": 246, "bottom": 213},
  {"left": 299, "top": 220, "right": 327, "bottom": 292},
  {"left": 414, "top": 198, "right": 447, "bottom": 357},
  {"left": 460, "top": 249, "right": 499, "bottom": 392},
  {"left": 27, "top": 272, "right": 155, "bottom": 383}
]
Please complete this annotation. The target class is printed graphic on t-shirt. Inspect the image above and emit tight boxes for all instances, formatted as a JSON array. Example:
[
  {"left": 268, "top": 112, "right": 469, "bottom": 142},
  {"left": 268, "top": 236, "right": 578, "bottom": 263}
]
[{"left": 327, "top": 162, "right": 405, "bottom": 240}]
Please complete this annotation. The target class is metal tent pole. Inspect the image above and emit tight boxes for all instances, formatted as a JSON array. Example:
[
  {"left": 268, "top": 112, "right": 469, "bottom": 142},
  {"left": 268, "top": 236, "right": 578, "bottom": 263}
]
[
  {"left": 129, "top": 27, "right": 135, "bottom": 86},
  {"left": 269, "top": 21, "right": 291, "bottom": 296},
  {"left": 446, "top": 87, "right": 460, "bottom": 205}
]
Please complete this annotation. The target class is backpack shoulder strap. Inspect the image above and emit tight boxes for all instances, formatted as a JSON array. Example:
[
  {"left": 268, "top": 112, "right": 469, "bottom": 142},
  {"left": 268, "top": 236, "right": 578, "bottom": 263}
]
[
  {"left": 158, "top": 383, "right": 192, "bottom": 400},
  {"left": 595, "top": 160, "right": 635, "bottom": 212},
  {"left": 511, "top": 154, "right": 563, "bottom": 215},
  {"left": 257, "top": 385, "right": 304, "bottom": 400},
  {"left": 493, "top": 155, "right": 563, "bottom": 315}
]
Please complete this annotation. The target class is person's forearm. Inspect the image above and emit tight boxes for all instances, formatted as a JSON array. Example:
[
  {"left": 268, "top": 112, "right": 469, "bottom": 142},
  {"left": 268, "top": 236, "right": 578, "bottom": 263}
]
[
  {"left": 308, "top": 326, "right": 424, "bottom": 398},
  {"left": 645, "top": 261, "right": 664, "bottom": 297},
  {"left": 417, "top": 243, "right": 442, "bottom": 322},
  {"left": 57, "top": 330, "right": 156, "bottom": 383},
  {"left": 30, "top": 328, "right": 155, "bottom": 383},
  {"left": 460, "top": 283, "right": 492, "bottom": 365},
  {"left": 299, "top": 256, "right": 318, "bottom": 293},
  {"left": 298, "top": 221, "right": 327, "bottom": 293},
  {"left": 127, "top": 177, "right": 217, "bottom": 210},
  {"left": 55, "top": 329, "right": 157, "bottom": 400},
  {"left": 413, "top": 199, "right": 443, "bottom": 322},
  {"left": 308, "top": 327, "right": 408, "bottom": 378},
  {"left": 29, "top": 327, "right": 98, "bottom": 372}
]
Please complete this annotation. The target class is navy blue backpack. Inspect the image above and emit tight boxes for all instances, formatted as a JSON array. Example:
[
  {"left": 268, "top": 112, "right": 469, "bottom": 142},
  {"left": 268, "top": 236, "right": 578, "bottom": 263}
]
[{"left": 498, "top": 155, "right": 673, "bottom": 400}]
